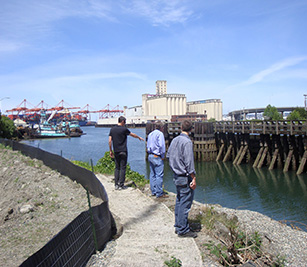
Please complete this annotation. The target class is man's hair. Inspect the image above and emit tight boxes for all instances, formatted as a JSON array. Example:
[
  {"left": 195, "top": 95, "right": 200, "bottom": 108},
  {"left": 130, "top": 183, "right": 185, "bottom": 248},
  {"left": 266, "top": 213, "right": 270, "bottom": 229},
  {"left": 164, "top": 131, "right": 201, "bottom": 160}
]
[
  {"left": 155, "top": 121, "right": 164, "bottom": 130},
  {"left": 118, "top": 116, "right": 126, "bottom": 123},
  {"left": 181, "top": 120, "right": 193, "bottom": 132}
]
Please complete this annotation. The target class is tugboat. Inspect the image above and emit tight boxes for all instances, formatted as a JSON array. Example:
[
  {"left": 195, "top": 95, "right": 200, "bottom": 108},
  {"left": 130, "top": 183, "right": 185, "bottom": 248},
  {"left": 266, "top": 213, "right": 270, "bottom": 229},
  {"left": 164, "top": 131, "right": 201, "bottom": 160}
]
[
  {"left": 61, "top": 120, "right": 84, "bottom": 137},
  {"left": 33, "top": 111, "right": 67, "bottom": 138}
]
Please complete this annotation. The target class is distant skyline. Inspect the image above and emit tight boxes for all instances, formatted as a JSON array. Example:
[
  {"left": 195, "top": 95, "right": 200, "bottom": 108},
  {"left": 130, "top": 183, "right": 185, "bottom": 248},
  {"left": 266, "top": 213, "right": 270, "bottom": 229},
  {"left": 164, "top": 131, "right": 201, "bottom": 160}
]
[{"left": 1, "top": 0, "right": 306, "bottom": 117}]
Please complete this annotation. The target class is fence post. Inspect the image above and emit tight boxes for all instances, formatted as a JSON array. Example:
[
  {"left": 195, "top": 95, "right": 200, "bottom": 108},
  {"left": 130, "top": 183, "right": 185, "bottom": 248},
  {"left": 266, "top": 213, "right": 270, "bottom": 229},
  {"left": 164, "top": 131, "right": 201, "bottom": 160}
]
[{"left": 87, "top": 159, "right": 98, "bottom": 252}]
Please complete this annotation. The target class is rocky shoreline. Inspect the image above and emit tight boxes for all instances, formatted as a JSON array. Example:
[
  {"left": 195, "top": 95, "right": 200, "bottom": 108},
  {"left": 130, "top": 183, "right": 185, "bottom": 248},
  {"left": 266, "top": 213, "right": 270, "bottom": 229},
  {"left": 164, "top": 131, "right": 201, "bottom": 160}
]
[{"left": 1, "top": 146, "right": 306, "bottom": 266}]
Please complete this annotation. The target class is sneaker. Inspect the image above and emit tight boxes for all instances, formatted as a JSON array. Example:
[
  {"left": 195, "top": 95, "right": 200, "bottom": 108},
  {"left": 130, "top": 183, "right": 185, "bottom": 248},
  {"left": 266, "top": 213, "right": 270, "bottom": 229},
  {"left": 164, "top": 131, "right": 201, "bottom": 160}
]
[
  {"left": 178, "top": 231, "right": 197, "bottom": 238},
  {"left": 115, "top": 185, "right": 120, "bottom": 190},
  {"left": 119, "top": 185, "right": 128, "bottom": 190}
]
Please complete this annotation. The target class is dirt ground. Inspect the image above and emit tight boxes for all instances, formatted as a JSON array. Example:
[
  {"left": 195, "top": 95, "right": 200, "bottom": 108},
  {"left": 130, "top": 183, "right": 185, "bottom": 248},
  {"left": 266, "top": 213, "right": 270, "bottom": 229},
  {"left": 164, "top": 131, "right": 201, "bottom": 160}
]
[{"left": 0, "top": 147, "right": 101, "bottom": 266}]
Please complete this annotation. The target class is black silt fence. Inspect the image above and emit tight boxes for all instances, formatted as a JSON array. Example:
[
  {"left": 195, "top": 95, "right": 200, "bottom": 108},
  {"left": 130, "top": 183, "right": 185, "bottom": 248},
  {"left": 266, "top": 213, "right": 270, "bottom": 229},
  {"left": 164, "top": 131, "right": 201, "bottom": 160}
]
[
  {"left": 2, "top": 139, "right": 108, "bottom": 202},
  {"left": 0, "top": 139, "right": 116, "bottom": 266},
  {"left": 20, "top": 203, "right": 115, "bottom": 267}
]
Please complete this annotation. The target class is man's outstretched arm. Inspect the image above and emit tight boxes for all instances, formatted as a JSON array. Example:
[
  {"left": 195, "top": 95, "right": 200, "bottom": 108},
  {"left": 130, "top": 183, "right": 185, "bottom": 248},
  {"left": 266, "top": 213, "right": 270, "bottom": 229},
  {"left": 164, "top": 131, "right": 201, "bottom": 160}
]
[{"left": 129, "top": 132, "right": 144, "bottom": 141}]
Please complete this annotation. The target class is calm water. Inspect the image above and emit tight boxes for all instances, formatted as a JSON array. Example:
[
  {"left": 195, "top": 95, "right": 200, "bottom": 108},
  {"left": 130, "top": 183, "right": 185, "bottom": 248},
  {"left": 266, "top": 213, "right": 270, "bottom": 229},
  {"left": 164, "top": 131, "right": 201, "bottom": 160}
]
[{"left": 22, "top": 126, "right": 307, "bottom": 231}]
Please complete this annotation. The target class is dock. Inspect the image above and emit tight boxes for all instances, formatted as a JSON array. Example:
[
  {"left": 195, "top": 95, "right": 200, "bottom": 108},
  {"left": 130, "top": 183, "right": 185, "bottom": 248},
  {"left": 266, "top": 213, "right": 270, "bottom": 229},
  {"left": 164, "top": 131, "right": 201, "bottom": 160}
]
[{"left": 146, "top": 120, "right": 307, "bottom": 174}]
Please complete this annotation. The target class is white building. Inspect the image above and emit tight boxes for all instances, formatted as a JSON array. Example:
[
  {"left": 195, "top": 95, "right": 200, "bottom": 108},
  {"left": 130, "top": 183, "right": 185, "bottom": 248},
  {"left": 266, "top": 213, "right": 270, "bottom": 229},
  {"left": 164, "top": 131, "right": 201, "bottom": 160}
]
[
  {"left": 142, "top": 93, "right": 187, "bottom": 118},
  {"left": 156, "top": 80, "right": 167, "bottom": 95},
  {"left": 187, "top": 99, "right": 223, "bottom": 121},
  {"left": 96, "top": 81, "right": 223, "bottom": 125}
]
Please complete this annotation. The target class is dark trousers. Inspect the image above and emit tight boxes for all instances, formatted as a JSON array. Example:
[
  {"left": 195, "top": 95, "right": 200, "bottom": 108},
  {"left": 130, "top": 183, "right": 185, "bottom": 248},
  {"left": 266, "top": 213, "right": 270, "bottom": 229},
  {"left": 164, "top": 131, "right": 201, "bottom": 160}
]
[{"left": 114, "top": 151, "right": 128, "bottom": 187}]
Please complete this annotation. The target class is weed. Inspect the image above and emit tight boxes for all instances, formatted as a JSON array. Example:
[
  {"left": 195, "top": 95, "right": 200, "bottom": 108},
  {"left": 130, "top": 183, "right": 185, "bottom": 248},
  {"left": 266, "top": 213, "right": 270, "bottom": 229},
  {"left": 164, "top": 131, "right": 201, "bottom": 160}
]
[
  {"left": 72, "top": 152, "right": 149, "bottom": 189},
  {"left": 273, "top": 254, "right": 287, "bottom": 267},
  {"left": 164, "top": 256, "right": 182, "bottom": 267}
]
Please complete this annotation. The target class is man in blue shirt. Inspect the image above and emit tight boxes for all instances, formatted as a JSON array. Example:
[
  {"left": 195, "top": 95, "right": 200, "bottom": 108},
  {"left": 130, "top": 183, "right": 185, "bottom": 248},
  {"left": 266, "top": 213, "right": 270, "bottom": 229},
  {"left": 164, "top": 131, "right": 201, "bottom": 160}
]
[
  {"left": 147, "top": 121, "right": 167, "bottom": 198},
  {"left": 167, "top": 120, "right": 197, "bottom": 238}
]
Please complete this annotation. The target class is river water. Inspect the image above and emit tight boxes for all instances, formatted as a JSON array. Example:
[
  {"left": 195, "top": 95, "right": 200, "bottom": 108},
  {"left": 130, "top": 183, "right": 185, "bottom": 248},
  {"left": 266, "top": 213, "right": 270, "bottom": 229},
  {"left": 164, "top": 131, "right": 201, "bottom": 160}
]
[{"left": 22, "top": 126, "right": 307, "bottom": 231}]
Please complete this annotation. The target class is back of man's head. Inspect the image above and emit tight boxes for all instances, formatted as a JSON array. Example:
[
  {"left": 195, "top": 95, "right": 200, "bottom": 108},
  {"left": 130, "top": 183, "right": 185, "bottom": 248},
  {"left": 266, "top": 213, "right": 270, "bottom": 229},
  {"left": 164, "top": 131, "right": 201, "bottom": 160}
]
[
  {"left": 181, "top": 120, "right": 193, "bottom": 132},
  {"left": 118, "top": 116, "right": 126, "bottom": 123},
  {"left": 155, "top": 121, "right": 164, "bottom": 131}
]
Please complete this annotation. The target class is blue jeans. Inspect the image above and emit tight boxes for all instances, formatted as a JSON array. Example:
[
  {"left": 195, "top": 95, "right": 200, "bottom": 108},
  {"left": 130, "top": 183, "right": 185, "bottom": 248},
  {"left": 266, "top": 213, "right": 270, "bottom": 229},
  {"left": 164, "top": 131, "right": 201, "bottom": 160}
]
[
  {"left": 148, "top": 154, "right": 164, "bottom": 197},
  {"left": 174, "top": 182, "right": 194, "bottom": 235}
]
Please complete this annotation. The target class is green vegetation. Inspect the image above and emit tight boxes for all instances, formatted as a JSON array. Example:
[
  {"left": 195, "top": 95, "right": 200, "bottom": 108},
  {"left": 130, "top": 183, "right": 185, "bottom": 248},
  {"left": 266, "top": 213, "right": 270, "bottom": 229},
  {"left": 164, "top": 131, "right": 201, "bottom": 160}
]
[
  {"left": 287, "top": 107, "right": 307, "bottom": 120},
  {"left": 164, "top": 256, "right": 182, "bottom": 267},
  {"left": 192, "top": 206, "right": 284, "bottom": 266},
  {"left": 72, "top": 151, "right": 149, "bottom": 189},
  {"left": 263, "top": 105, "right": 283, "bottom": 120},
  {"left": 0, "top": 115, "right": 16, "bottom": 139},
  {"left": 0, "top": 143, "right": 12, "bottom": 150}
]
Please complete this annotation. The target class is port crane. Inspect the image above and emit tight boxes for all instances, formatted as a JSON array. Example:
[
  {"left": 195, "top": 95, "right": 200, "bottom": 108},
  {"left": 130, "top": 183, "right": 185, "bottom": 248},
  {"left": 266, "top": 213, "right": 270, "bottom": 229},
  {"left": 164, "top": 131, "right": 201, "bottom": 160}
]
[
  {"left": 6, "top": 99, "right": 124, "bottom": 123},
  {"left": 94, "top": 104, "right": 124, "bottom": 119}
]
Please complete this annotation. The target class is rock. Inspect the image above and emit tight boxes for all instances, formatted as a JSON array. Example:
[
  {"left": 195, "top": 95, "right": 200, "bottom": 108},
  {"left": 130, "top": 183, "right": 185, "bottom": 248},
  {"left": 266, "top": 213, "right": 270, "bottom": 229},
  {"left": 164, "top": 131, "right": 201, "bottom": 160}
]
[
  {"left": 7, "top": 208, "right": 14, "bottom": 215},
  {"left": 19, "top": 204, "right": 34, "bottom": 214}
]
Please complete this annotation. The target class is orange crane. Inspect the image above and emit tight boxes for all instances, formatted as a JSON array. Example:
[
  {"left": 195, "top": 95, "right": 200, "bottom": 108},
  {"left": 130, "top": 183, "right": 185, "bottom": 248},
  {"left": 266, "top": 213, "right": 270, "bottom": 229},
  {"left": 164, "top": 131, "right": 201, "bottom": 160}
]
[
  {"left": 95, "top": 104, "right": 123, "bottom": 119},
  {"left": 47, "top": 100, "right": 80, "bottom": 111},
  {"left": 73, "top": 104, "right": 98, "bottom": 121}
]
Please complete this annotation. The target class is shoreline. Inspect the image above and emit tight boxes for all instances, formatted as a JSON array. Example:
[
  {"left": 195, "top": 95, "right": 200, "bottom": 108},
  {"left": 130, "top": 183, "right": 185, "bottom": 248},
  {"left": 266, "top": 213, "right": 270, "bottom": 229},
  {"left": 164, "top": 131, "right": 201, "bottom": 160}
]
[
  {"left": 140, "top": 184, "right": 307, "bottom": 266},
  {"left": 1, "top": 146, "right": 306, "bottom": 266}
]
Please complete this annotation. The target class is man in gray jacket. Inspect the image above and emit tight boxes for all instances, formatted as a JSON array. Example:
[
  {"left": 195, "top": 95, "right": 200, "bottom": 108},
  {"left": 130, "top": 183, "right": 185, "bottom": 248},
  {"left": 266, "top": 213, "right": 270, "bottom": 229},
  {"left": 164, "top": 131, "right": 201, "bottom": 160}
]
[{"left": 167, "top": 120, "right": 197, "bottom": 238}]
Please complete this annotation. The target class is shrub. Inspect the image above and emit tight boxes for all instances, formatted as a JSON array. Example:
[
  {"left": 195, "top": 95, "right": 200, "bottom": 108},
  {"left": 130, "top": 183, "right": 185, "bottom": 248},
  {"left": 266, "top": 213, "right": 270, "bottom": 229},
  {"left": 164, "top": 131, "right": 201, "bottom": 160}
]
[
  {"left": 0, "top": 116, "right": 16, "bottom": 139},
  {"left": 72, "top": 151, "right": 148, "bottom": 189}
]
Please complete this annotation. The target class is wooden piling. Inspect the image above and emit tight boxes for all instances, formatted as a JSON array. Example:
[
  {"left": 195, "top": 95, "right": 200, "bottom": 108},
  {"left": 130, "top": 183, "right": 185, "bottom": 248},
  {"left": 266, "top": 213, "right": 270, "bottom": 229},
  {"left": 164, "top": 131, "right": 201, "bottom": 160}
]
[
  {"left": 253, "top": 147, "right": 264, "bottom": 168},
  {"left": 283, "top": 149, "right": 293, "bottom": 172},
  {"left": 269, "top": 148, "right": 279, "bottom": 170},
  {"left": 223, "top": 144, "right": 233, "bottom": 162},
  {"left": 297, "top": 150, "right": 307, "bottom": 175},
  {"left": 233, "top": 145, "right": 243, "bottom": 165},
  {"left": 236, "top": 145, "right": 248, "bottom": 165},
  {"left": 257, "top": 147, "right": 268, "bottom": 168},
  {"left": 216, "top": 143, "right": 224, "bottom": 161}
]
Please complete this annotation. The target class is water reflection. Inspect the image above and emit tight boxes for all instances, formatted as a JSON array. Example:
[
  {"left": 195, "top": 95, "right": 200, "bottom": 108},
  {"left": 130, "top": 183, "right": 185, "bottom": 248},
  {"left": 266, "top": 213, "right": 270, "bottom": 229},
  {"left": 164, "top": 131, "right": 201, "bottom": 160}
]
[{"left": 194, "top": 161, "right": 307, "bottom": 229}]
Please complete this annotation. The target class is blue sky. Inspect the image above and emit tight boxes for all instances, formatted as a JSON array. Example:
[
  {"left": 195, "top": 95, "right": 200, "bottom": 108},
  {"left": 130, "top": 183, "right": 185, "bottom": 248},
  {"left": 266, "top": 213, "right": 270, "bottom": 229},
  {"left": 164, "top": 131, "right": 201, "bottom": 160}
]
[{"left": 1, "top": 0, "right": 306, "bottom": 117}]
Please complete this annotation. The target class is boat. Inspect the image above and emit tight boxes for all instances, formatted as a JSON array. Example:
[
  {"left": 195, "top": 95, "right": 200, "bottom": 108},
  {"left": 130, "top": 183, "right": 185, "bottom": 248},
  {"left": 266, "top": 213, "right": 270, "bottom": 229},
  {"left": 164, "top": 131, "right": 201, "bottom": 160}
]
[
  {"left": 34, "top": 122, "right": 67, "bottom": 138},
  {"left": 33, "top": 110, "right": 67, "bottom": 138},
  {"left": 60, "top": 120, "right": 85, "bottom": 137}
]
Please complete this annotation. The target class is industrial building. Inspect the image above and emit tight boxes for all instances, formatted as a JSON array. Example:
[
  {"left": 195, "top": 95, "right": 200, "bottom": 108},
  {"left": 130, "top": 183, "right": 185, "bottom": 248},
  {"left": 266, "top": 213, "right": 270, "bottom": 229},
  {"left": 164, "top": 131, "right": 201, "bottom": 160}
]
[
  {"left": 96, "top": 80, "right": 222, "bottom": 126},
  {"left": 187, "top": 99, "right": 223, "bottom": 121}
]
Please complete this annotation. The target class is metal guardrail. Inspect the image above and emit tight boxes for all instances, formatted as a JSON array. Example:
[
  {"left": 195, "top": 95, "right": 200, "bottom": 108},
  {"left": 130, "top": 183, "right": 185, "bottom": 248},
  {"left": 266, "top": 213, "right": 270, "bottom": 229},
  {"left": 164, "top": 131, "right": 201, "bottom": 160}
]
[{"left": 214, "top": 120, "right": 307, "bottom": 135}]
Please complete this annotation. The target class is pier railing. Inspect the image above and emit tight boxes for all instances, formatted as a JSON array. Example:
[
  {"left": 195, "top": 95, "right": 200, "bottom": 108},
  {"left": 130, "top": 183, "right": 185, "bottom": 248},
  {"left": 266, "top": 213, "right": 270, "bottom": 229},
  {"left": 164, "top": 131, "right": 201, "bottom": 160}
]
[{"left": 214, "top": 120, "right": 307, "bottom": 135}]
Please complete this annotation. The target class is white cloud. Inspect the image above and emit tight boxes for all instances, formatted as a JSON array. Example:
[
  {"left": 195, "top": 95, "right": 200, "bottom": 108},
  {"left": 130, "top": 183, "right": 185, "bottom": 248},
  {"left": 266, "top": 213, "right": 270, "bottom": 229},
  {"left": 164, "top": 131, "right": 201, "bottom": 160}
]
[
  {"left": 121, "top": 0, "right": 193, "bottom": 26},
  {"left": 228, "top": 56, "right": 307, "bottom": 89},
  {"left": 0, "top": 40, "right": 24, "bottom": 52}
]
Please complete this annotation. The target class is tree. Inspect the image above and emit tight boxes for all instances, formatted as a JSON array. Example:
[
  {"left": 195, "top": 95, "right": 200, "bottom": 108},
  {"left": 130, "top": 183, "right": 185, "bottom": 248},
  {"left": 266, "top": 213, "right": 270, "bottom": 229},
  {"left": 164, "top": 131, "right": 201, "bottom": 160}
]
[
  {"left": 263, "top": 105, "right": 283, "bottom": 120},
  {"left": 0, "top": 115, "right": 16, "bottom": 139},
  {"left": 287, "top": 107, "right": 307, "bottom": 120}
]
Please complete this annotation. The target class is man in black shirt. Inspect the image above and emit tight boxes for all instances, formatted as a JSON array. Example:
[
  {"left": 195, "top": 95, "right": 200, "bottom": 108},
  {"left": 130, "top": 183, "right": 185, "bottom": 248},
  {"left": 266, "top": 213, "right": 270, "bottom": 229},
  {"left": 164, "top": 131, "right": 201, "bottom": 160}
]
[{"left": 109, "top": 116, "right": 144, "bottom": 190}]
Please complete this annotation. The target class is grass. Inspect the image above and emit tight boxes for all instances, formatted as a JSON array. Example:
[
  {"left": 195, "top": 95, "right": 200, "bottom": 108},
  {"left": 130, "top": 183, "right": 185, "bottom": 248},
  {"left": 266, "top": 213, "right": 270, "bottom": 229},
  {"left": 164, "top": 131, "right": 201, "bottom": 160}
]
[
  {"left": 164, "top": 256, "right": 182, "bottom": 267},
  {"left": 72, "top": 151, "right": 149, "bottom": 189}
]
